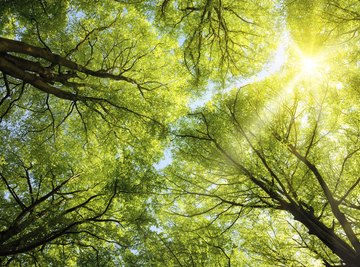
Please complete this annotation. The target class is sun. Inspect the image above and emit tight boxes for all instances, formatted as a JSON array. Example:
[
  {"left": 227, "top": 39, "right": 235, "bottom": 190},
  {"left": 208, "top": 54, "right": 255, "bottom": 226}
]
[
  {"left": 288, "top": 40, "right": 330, "bottom": 79},
  {"left": 297, "top": 51, "right": 329, "bottom": 79},
  {"left": 300, "top": 56, "right": 319, "bottom": 74}
]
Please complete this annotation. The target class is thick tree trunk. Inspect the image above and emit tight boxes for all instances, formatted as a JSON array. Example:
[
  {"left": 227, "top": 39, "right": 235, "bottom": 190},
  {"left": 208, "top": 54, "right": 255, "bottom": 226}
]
[{"left": 286, "top": 202, "right": 360, "bottom": 266}]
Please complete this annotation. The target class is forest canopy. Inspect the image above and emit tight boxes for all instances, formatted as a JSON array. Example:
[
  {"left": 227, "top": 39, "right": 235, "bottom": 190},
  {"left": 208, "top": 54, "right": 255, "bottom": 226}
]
[{"left": 0, "top": 0, "right": 359, "bottom": 266}]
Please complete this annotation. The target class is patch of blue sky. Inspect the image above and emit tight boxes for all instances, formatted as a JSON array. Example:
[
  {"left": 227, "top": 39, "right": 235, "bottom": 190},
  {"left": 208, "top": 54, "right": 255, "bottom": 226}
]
[
  {"left": 149, "top": 225, "right": 163, "bottom": 233},
  {"left": 66, "top": 9, "right": 86, "bottom": 32},
  {"left": 178, "top": 35, "right": 186, "bottom": 46},
  {"left": 154, "top": 147, "right": 173, "bottom": 171},
  {"left": 14, "top": 21, "right": 26, "bottom": 41},
  {"left": 67, "top": 9, "right": 85, "bottom": 26}
]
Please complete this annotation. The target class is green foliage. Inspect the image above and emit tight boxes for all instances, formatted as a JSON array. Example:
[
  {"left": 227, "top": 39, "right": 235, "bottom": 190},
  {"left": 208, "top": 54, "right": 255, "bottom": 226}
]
[{"left": 1, "top": 0, "right": 360, "bottom": 266}]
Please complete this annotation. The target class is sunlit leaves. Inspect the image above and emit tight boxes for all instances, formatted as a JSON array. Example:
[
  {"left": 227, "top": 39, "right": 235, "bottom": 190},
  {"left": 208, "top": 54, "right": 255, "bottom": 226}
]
[
  {"left": 0, "top": 0, "right": 188, "bottom": 265},
  {"left": 160, "top": 10, "right": 360, "bottom": 263},
  {"left": 1, "top": 0, "right": 360, "bottom": 266}
]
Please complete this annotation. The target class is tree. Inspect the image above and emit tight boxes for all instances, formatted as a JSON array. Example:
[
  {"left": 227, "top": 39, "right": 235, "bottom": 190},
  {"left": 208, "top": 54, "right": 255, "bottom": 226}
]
[
  {"left": 163, "top": 75, "right": 360, "bottom": 266},
  {"left": 1, "top": 0, "right": 360, "bottom": 266},
  {"left": 156, "top": 1, "right": 360, "bottom": 265},
  {"left": 0, "top": 0, "right": 187, "bottom": 265}
]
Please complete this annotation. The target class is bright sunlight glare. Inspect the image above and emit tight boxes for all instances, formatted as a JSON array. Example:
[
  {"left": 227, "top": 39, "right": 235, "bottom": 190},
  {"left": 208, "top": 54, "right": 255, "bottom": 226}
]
[
  {"left": 297, "top": 50, "right": 330, "bottom": 79},
  {"left": 301, "top": 56, "right": 319, "bottom": 74}
]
